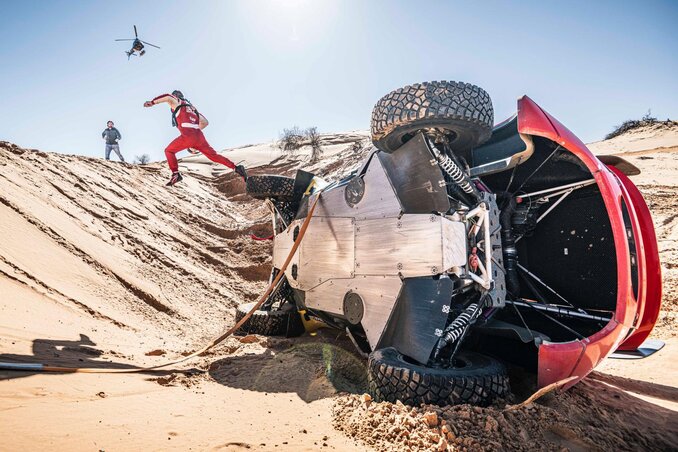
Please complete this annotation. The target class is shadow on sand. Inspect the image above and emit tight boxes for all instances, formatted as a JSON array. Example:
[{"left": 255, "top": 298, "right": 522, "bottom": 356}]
[
  {"left": 0, "top": 333, "right": 172, "bottom": 380},
  {"left": 209, "top": 332, "right": 368, "bottom": 402}
]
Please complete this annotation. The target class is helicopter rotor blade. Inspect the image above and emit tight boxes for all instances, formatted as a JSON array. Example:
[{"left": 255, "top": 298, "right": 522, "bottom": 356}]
[
  {"left": 134, "top": 25, "right": 138, "bottom": 38},
  {"left": 141, "top": 41, "right": 161, "bottom": 49},
  {"left": 115, "top": 39, "right": 135, "bottom": 41}
]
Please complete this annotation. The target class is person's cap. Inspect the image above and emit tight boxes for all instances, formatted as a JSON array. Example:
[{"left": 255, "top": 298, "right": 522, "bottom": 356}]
[{"left": 171, "top": 90, "right": 184, "bottom": 99}]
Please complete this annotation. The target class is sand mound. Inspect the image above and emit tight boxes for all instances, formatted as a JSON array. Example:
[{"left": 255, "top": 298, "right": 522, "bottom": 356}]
[
  {"left": 333, "top": 376, "right": 677, "bottom": 451},
  {"left": 589, "top": 121, "right": 678, "bottom": 155},
  {"left": 0, "top": 140, "right": 277, "bottom": 364}
]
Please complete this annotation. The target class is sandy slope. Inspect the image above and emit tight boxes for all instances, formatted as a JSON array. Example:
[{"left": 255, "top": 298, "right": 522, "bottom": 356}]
[
  {"left": 1, "top": 125, "right": 677, "bottom": 451},
  {"left": 0, "top": 136, "right": 371, "bottom": 451}
]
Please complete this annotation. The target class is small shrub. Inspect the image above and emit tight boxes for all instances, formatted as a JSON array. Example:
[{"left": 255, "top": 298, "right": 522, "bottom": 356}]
[
  {"left": 642, "top": 109, "right": 657, "bottom": 123},
  {"left": 306, "top": 126, "right": 323, "bottom": 162},
  {"left": 134, "top": 154, "right": 150, "bottom": 164},
  {"left": 278, "top": 126, "right": 305, "bottom": 154}
]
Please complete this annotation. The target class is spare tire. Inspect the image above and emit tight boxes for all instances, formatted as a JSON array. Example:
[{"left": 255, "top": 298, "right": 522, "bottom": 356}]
[
  {"left": 246, "top": 175, "right": 295, "bottom": 201},
  {"left": 371, "top": 81, "right": 494, "bottom": 154},
  {"left": 234, "top": 302, "right": 305, "bottom": 337},
  {"left": 368, "top": 347, "right": 510, "bottom": 406}
]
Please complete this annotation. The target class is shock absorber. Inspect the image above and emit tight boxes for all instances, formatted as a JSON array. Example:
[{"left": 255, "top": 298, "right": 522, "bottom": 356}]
[
  {"left": 428, "top": 139, "right": 480, "bottom": 203},
  {"left": 433, "top": 302, "right": 482, "bottom": 358},
  {"left": 438, "top": 153, "right": 474, "bottom": 194}
]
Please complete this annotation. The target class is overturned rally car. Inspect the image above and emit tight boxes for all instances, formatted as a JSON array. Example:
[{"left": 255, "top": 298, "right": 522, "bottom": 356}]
[{"left": 236, "top": 81, "right": 662, "bottom": 406}]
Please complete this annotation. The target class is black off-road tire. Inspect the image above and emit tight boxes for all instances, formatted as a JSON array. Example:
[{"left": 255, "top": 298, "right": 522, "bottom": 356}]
[
  {"left": 368, "top": 348, "right": 510, "bottom": 406},
  {"left": 371, "top": 81, "right": 494, "bottom": 154},
  {"left": 234, "top": 302, "right": 305, "bottom": 337},
  {"left": 246, "top": 175, "right": 295, "bottom": 201}
]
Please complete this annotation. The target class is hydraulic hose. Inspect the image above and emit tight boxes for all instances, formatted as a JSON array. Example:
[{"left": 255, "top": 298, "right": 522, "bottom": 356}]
[{"left": 0, "top": 194, "right": 322, "bottom": 374}]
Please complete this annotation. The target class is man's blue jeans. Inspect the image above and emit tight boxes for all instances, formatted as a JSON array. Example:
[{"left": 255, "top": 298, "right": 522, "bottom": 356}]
[{"left": 105, "top": 144, "right": 124, "bottom": 162}]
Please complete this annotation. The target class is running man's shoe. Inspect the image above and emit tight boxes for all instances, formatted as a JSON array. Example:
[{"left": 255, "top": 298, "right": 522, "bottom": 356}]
[
  {"left": 166, "top": 172, "right": 183, "bottom": 186},
  {"left": 235, "top": 164, "right": 248, "bottom": 181}
]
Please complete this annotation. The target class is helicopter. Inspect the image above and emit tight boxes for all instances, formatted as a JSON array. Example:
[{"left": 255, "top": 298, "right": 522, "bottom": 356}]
[{"left": 115, "top": 25, "right": 160, "bottom": 59}]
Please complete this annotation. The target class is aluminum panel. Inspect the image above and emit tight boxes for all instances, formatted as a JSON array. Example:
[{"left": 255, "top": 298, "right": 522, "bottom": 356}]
[
  {"left": 355, "top": 214, "right": 463, "bottom": 278},
  {"left": 312, "top": 155, "right": 402, "bottom": 220},
  {"left": 296, "top": 217, "right": 355, "bottom": 290},
  {"left": 377, "top": 132, "right": 450, "bottom": 214},
  {"left": 305, "top": 276, "right": 402, "bottom": 348},
  {"left": 442, "top": 220, "right": 467, "bottom": 269}
]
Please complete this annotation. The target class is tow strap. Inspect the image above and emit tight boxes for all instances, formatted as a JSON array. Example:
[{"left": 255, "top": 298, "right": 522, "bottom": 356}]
[{"left": 0, "top": 195, "right": 321, "bottom": 374}]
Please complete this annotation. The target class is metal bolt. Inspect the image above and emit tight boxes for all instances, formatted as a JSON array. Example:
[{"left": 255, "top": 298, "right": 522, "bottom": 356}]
[
  {"left": 431, "top": 266, "right": 439, "bottom": 274},
  {"left": 430, "top": 215, "right": 436, "bottom": 222},
  {"left": 397, "top": 263, "right": 403, "bottom": 270}
]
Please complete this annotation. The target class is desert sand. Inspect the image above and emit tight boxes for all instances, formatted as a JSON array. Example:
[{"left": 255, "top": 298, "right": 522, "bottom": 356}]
[{"left": 1, "top": 124, "right": 676, "bottom": 451}]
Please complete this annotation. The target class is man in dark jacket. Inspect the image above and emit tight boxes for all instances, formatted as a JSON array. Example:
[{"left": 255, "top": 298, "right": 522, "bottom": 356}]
[{"left": 102, "top": 121, "right": 124, "bottom": 162}]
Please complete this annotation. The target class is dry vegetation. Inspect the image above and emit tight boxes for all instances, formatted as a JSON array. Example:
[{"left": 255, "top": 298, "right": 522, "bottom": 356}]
[
  {"left": 278, "top": 126, "right": 325, "bottom": 161},
  {"left": 605, "top": 110, "right": 677, "bottom": 140}
]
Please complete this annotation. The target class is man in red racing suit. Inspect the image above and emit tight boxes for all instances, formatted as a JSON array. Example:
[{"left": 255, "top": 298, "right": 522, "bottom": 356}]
[{"left": 144, "top": 90, "right": 247, "bottom": 186}]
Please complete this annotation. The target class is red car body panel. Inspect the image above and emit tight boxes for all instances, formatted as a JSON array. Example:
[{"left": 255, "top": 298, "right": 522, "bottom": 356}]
[
  {"left": 611, "top": 167, "right": 663, "bottom": 349},
  {"left": 515, "top": 96, "right": 661, "bottom": 388}
]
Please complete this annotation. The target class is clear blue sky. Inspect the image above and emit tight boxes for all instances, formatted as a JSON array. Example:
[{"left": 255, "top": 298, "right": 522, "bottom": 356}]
[{"left": 1, "top": 0, "right": 676, "bottom": 162}]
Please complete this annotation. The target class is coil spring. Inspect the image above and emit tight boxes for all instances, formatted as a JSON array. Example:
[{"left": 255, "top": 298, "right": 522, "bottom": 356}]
[
  {"left": 438, "top": 154, "right": 474, "bottom": 194},
  {"left": 439, "top": 303, "right": 480, "bottom": 346}
]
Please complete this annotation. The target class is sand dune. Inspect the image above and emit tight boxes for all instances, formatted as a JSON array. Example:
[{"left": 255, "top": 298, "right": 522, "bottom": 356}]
[{"left": 0, "top": 125, "right": 676, "bottom": 450}]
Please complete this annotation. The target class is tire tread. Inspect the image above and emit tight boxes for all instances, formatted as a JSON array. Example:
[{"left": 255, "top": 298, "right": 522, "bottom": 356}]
[
  {"left": 234, "top": 302, "right": 305, "bottom": 337},
  {"left": 246, "top": 175, "right": 295, "bottom": 201},
  {"left": 371, "top": 81, "right": 494, "bottom": 153},
  {"left": 367, "top": 348, "right": 509, "bottom": 406}
]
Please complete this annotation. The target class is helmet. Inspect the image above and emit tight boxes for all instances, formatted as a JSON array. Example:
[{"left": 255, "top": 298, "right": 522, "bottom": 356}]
[{"left": 171, "top": 90, "right": 184, "bottom": 100}]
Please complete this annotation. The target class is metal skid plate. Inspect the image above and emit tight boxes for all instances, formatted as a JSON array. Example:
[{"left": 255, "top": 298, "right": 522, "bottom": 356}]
[
  {"left": 442, "top": 219, "right": 468, "bottom": 271},
  {"left": 313, "top": 154, "right": 402, "bottom": 220},
  {"left": 272, "top": 141, "right": 469, "bottom": 350},
  {"left": 273, "top": 217, "right": 355, "bottom": 291},
  {"left": 355, "top": 215, "right": 466, "bottom": 277},
  {"left": 304, "top": 276, "right": 403, "bottom": 348},
  {"left": 279, "top": 212, "right": 466, "bottom": 292},
  {"left": 377, "top": 132, "right": 450, "bottom": 214},
  {"left": 296, "top": 216, "right": 355, "bottom": 290}
]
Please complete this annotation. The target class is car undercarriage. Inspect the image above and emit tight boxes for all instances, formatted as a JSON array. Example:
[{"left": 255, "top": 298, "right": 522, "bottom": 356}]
[{"left": 236, "top": 81, "right": 662, "bottom": 406}]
